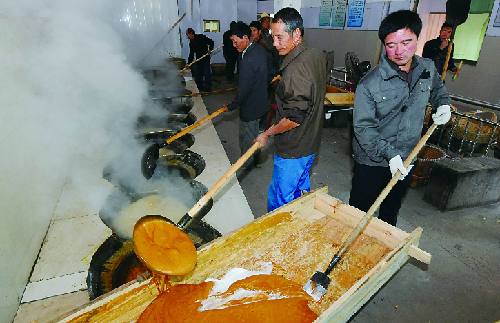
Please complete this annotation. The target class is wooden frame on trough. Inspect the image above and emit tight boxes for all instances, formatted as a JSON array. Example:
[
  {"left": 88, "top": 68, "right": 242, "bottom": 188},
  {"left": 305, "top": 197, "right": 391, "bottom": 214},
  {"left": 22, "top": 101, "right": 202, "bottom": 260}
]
[{"left": 55, "top": 187, "right": 430, "bottom": 323}]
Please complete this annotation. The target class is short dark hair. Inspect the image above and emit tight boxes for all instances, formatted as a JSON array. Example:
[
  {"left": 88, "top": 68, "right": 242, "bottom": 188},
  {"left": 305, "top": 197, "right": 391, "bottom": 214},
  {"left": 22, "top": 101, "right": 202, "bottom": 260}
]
[
  {"left": 186, "top": 27, "right": 195, "bottom": 35},
  {"left": 441, "top": 22, "right": 453, "bottom": 30},
  {"left": 249, "top": 21, "right": 262, "bottom": 30},
  {"left": 230, "top": 21, "right": 251, "bottom": 39},
  {"left": 230, "top": 21, "right": 236, "bottom": 29},
  {"left": 272, "top": 7, "right": 304, "bottom": 37},
  {"left": 378, "top": 10, "right": 422, "bottom": 42}
]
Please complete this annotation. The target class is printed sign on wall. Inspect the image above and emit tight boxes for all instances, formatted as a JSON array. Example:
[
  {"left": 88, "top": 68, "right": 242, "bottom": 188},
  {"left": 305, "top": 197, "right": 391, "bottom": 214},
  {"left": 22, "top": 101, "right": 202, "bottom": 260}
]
[
  {"left": 331, "top": 0, "right": 348, "bottom": 28},
  {"left": 319, "top": 0, "right": 333, "bottom": 26},
  {"left": 347, "top": 0, "right": 366, "bottom": 28}
]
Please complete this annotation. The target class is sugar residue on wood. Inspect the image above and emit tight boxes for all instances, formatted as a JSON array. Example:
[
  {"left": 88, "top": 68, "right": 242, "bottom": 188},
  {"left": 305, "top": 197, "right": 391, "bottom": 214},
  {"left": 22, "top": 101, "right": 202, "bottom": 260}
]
[{"left": 179, "top": 211, "right": 391, "bottom": 314}]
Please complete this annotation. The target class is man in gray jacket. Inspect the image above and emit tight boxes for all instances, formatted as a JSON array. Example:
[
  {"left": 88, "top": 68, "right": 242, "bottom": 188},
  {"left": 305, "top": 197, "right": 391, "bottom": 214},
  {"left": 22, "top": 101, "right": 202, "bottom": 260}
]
[{"left": 349, "top": 10, "right": 451, "bottom": 226}]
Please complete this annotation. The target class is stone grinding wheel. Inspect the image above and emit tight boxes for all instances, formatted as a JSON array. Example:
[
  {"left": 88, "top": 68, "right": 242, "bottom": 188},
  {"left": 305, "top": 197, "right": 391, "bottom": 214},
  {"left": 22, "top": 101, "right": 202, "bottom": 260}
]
[{"left": 133, "top": 215, "right": 197, "bottom": 276}]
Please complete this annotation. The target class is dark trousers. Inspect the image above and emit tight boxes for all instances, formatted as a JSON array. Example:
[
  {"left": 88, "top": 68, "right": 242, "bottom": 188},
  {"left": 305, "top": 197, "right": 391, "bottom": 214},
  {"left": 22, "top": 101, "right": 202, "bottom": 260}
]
[
  {"left": 349, "top": 161, "right": 412, "bottom": 226},
  {"left": 224, "top": 54, "right": 237, "bottom": 82},
  {"left": 239, "top": 119, "right": 260, "bottom": 168},
  {"left": 192, "top": 59, "right": 212, "bottom": 91}
]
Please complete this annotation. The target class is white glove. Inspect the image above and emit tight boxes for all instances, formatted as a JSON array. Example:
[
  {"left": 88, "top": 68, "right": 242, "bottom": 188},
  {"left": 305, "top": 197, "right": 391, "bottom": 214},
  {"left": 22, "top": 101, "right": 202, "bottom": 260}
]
[
  {"left": 432, "top": 104, "right": 451, "bottom": 125},
  {"left": 389, "top": 155, "right": 413, "bottom": 181}
]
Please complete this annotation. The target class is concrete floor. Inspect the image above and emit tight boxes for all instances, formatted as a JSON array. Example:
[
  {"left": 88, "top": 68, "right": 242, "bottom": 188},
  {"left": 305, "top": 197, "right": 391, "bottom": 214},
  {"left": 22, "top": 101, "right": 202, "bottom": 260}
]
[{"left": 203, "top": 74, "right": 500, "bottom": 323}]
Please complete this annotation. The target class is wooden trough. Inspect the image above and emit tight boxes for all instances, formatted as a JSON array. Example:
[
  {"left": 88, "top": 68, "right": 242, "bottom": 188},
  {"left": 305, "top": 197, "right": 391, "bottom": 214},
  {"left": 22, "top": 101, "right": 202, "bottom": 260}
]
[{"left": 55, "top": 188, "right": 430, "bottom": 322}]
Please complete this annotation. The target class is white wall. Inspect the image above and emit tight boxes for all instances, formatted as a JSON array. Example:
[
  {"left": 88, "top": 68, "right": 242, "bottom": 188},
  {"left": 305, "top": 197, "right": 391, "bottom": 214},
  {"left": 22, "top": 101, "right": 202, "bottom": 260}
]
[
  {"left": 179, "top": 0, "right": 238, "bottom": 64},
  {"left": 0, "top": 1, "right": 179, "bottom": 321},
  {"left": 109, "top": 0, "right": 182, "bottom": 67},
  {"left": 238, "top": 0, "right": 259, "bottom": 24},
  {"left": 258, "top": 0, "right": 275, "bottom": 14}
]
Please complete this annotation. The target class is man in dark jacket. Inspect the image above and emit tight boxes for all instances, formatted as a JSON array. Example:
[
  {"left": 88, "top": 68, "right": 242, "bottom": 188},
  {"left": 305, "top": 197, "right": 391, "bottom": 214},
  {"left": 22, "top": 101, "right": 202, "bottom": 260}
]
[
  {"left": 223, "top": 21, "right": 238, "bottom": 82},
  {"left": 422, "top": 22, "right": 457, "bottom": 76},
  {"left": 228, "top": 22, "right": 269, "bottom": 168},
  {"left": 349, "top": 10, "right": 451, "bottom": 226},
  {"left": 186, "top": 28, "right": 214, "bottom": 91},
  {"left": 250, "top": 20, "right": 279, "bottom": 81},
  {"left": 255, "top": 8, "right": 326, "bottom": 211}
]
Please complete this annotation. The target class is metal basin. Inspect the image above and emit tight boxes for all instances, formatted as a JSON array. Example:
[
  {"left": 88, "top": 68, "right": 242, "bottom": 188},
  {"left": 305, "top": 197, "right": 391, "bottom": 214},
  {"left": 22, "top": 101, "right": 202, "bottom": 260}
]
[
  {"left": 168, "top": 57, "right": 186, "bottom": 70},
  {"left": 159, "top": 101, "right": 194, "bottom": 114},
  {"left": 142, "top": 67, "right": 186, "bottom": 88},
  {"left": 91, "top": 179, "right": 219, "bottom": 299},
  {"left": 99, "top": 180, "right": 214, "bottom": 240},
  {"left": 167, "top": 112, "right": 197, "bottom": 126},
  {"left": 137, "top": 110, "right": 196, "bottom": 130},
  {"left": 88, "top": 204, "right": 219, "bottom": 299},
  {"left": 154, "top": 150, "right": 205, "bottom": 180},
  {"left": 150, "top": 89, "right": 193, "bottom": 106}
]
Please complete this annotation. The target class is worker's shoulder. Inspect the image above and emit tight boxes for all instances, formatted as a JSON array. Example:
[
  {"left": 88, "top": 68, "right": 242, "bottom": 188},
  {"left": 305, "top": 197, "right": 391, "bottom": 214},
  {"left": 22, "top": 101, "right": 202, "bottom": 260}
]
[
  {"left": 415, "top": 55, "right": 438, "bottom": 73},
  {"left": 302, "top": 47, "right": 325, "bottom": 59},
  {"left": 424, "top": 37, "right": 440, "bottom": 46},
  {"left": 358, "top": 65, "right": 382, "bottom": 87},
  {"left": 198, "top": 34, "right": 213, "bottom": 41},
  {"left": 246, "top": 43, "right": 268, "bottom": 60}
]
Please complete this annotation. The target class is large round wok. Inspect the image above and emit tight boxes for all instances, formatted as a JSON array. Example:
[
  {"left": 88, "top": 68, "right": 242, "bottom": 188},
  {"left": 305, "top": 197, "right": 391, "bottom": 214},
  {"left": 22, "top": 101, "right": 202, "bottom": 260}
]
[
  {"left": 99, "top": 180, "right": 215, "bottom": 241},
  {"left": 89, "top": 180, "right": 219, "bottom": 299}
]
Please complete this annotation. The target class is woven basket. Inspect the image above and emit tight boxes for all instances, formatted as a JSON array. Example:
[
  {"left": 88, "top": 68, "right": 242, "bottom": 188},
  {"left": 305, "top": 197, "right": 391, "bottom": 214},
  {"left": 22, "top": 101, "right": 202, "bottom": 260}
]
[{"left": 410, "top": 144, "right": 446, "bottom": 187}]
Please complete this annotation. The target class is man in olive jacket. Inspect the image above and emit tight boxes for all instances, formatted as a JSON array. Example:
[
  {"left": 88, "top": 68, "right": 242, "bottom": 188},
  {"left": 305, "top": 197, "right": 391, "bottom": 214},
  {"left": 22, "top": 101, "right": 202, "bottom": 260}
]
[
  {"left": 228, "top": 22, "right": 269, "bottom": 167},
  {"left": 349, "top": 10, "right": 451, "bottom": 226},
  {"left": 256, "top": 8, "right": 326, "bottom": 211}
]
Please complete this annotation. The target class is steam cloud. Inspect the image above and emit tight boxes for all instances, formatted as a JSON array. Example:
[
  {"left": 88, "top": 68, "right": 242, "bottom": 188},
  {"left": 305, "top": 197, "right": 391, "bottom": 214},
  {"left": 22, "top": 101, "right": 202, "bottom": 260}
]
[{"left": 0, "top": 0, "right": 193, "bottom": 232}]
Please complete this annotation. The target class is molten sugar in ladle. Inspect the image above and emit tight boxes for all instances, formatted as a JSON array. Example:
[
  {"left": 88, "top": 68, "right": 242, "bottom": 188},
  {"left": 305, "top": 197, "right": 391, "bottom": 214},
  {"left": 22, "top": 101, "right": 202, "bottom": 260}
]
[
  {"left": 142, "top": 105, "right": 228, "bottom": 179},
  {"left": 135, "top": 142, "right": 262, "bottom": 290},
  {"left": 133, "top": 215, "right": 197, "bottom": 291}
]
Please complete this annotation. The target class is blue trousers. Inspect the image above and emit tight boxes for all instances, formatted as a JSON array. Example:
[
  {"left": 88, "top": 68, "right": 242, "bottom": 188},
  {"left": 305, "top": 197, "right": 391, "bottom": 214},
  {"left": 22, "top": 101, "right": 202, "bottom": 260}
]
[{"left": 267, "top": 154, "right": 316, "bottom": 212}]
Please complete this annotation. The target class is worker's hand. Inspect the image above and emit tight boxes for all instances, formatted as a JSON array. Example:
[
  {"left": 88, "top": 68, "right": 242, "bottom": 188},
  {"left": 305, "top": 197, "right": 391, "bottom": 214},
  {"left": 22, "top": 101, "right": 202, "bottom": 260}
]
[
  {"left": 432, "top": 104, "right": 451, "bottom": 125},
  {"left": 228, "top": 101, "right": 238, "bottom": 111},
  {"left": 440, "top": 38, "right": 449, "bottom": 50},
  {"left": 255, "top": 132, "right": 270, "bottom": 147},
  {"left": 389, "top": 155, "right": 412, "bottom": 180}
]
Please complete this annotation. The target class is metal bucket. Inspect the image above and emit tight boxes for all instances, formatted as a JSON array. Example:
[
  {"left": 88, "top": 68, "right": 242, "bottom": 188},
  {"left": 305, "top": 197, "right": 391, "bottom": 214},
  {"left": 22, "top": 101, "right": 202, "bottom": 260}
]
[{"left": 410, "top": 144, "right": 447, "bottom": 187}]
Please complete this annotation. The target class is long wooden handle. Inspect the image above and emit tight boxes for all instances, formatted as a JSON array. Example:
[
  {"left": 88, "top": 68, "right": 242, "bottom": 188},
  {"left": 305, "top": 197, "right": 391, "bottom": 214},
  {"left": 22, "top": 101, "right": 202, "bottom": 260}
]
[
  {"left": 180, "top": 44, "right": 223, "bottom": 73},
  {"left": 166, "top": 106, "right": 228, "bottom": 144},
  {"left": 441, "top": 40, "right": 453, "bottom": 81},
  {"left": 337, "top": 123, "right": 439, "bottom": 257},
  {"left": 187, "top": 141, "right": 262, "bottom": 217}
]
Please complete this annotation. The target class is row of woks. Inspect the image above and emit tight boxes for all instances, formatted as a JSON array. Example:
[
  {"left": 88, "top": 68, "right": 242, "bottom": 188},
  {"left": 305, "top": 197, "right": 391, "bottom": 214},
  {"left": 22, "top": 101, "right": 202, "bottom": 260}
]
[{"left": 88, "top": 64, "right": 222, "bottom": 299}]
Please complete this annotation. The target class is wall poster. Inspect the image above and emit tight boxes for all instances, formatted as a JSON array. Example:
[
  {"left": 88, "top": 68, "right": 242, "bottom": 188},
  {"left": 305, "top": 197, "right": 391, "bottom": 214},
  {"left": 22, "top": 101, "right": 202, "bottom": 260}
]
[
  {"left": 331, "top": 0, "right": 348, "bottom": 28},
  {"left": 319, "top": 0, "right": 333, "bottom": 26},
  {"left": 347, "top": 0, "right": 366, "bottom": 28}
]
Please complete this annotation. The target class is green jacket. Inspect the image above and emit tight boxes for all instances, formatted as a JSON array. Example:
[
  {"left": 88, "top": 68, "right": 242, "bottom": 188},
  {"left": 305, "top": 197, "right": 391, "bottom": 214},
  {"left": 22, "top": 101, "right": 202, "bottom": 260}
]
[
  {"left": 274, "top": 43, "right": 326, "bottom": 158},
  {"left": 352, "top": 55, "right": 450, "bottom": 167}
]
